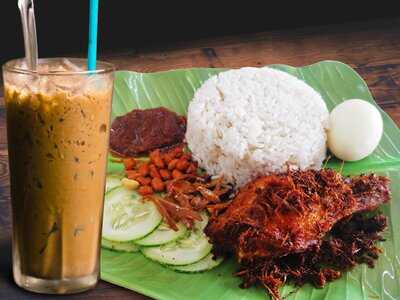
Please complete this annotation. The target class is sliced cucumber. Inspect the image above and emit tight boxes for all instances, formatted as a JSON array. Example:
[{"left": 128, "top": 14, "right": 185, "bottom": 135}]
[
  {"left": 168, "top": 253, "right": 223, "bottom": 273},
  {"left": 101, "top": 238, "right": 140, "bottom": 252},
  {"left": 102, "top": 186, "right": 162, "bottom": 242},
  {"left": 196, "top": 212, "right": 209, "bottom": 231},
  {"left": 134, "top": 222, "right": 187, "bottom": 247},
  {"left": 141, "top": 219, "right": 212, "bottom": 266},
  {"left": 106, "top": 174, "right": 123, "bottom": 193}
]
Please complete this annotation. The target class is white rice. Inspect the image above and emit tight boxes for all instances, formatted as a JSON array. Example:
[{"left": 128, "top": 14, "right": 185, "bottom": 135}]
[{"left": 186, "top": 67, "right": 329, "bottom": 187}]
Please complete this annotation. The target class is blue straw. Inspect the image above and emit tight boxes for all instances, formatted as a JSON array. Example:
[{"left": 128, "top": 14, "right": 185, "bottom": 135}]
[{"left": 87, "top": 0, "right": 99, "bottom": 71}]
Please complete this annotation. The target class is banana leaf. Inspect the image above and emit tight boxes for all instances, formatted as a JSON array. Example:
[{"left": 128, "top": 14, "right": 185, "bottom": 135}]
[{"left": 102, "top": 61, "right": 400, "bottom": 300}]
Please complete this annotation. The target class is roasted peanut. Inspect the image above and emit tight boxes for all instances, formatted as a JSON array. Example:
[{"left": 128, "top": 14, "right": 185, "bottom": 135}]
[
  {"left": 123, "top": 158, "right": 136, "bottom": 170},
  {"left": 138, "top": 163, "right": 150, "bottom": 176},
  {"left": 150, "top": 149, "right": 165, "bottom": 168},
  {"left": 172, "top": 169, "right": 184, "bottom": 180},
  {"left": 151, "top": 177, "right": 165, "bottom": 192},
  {"left": 125, "top": 170, "right": 141, "bottom": 180},
  {"left": 168, "top": 159, "right": 179, "bottom": 170},
  {"left": 138, "top": 185, "right": 154, "bottom": 195},
  {"left": 154, "top": 157, "right": 165, "bottom": 168},
  {"left": 162, "top": 151, "right": 175, "bottom": 163},
  {"left": 159, "top": 169, "right": 171, "bottom": 180},
  {"left": 136, "top": 176, "right": 152, "bottom": 186},
  {"left": 176, "top": 158, "right": 189, "bottom": 171},
  {"left": 149, "top": 164, "right": 161, "bottom": 179}
]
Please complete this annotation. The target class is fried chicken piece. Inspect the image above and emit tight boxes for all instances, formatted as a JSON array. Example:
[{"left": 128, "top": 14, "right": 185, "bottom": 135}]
[
  {"left": 236, "top": 213, "right": 388, "bottom": 299},
  {"left": 205, "top": 169, "right": 390, "bottom": 263}
]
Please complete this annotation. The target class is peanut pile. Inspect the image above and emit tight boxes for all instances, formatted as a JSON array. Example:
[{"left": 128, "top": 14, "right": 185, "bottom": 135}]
[{"left": 122, "top": 145, "right": 199, "bottom": 196}]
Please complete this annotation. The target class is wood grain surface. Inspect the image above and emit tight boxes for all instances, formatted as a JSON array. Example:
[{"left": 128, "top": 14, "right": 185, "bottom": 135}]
[{"left": 0, "top": 18, "right": 399, "bottom": 300}]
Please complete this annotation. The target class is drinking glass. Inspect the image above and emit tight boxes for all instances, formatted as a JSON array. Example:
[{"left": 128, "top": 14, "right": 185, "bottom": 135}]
[{"left": 3, "top": 58, "right": 114, "bottom": 294}]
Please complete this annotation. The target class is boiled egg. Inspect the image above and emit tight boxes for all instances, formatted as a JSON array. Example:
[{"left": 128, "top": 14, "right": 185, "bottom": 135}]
[{"left": 327, "top": 99, "right": 383, "bottom": 161}]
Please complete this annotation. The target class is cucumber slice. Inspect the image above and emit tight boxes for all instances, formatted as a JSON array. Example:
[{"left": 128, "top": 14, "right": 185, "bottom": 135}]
[
  {"left": 196, "top": 212, "right": 209, "bottom": 231},
  {"left": 134, "top": 222, "right": 187, "bottom": 247},
  {"left": 106, "top": 174, "right": 123, "bottom": 193},
  {"left": 102, "top": 186, "right": 162, "bottom": 242},
  {"left": 168, "top": 253, "right": 223, "bottom": 273},
  {"left": 101, "top": 238, "right": 140, "bottom": 252},
  {"left": 141, "top": 219, "right": 212, "bottom": 266}
]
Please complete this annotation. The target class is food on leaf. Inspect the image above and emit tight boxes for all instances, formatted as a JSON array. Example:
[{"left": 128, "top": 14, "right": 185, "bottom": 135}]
[
  {"left": 186, "top": 68, "right": 329, "bottom": 186},
  {"left": 205, "top": 169, "right": 390, "bottom": 299},
  {"left": 102, "top": 63, "right": 397, "bottom": 297},
  {"left": 235, "top": 213, "right": 387, "bottom": 299},
  {"left": 110, "top": 107, "right": 186, "bottom": 156},
  {"left": 121, "top": 145, "right": 200, "bottom": 195},
  {"left": 328, "top": 99, "right": 383, "bottom": 161}
]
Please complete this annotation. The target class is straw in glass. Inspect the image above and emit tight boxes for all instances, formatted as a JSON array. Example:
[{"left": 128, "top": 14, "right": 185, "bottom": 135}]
[
  {"left": 87, "top": 0, "right": 99, "bottom": 71},
  {"left": 18, "top": 0, "right": 38, "bottom": 70}
]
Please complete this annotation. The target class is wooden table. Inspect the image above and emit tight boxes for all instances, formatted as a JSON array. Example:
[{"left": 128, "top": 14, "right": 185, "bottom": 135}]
[{"left": 1, "top": 18, "right": 399, "bottom": 300}]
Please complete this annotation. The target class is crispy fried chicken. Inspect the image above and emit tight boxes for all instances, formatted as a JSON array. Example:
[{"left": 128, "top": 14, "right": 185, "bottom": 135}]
[
  {"left": 236, "top": 212, "right": 387, "bottom": 299},
  {"left": 205, "top": 169, "right": 390, "bottom": 299}
]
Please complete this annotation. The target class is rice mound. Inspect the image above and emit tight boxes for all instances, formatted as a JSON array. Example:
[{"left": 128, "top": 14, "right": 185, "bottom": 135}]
[{"left": 186, "top": 67, "right": 329, "bottom": 187}]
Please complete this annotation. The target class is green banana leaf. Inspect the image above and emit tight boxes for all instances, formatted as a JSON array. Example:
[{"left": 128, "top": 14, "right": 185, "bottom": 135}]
[{"left": 102, "top": 61, "right": 400, "bottom": 300}]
